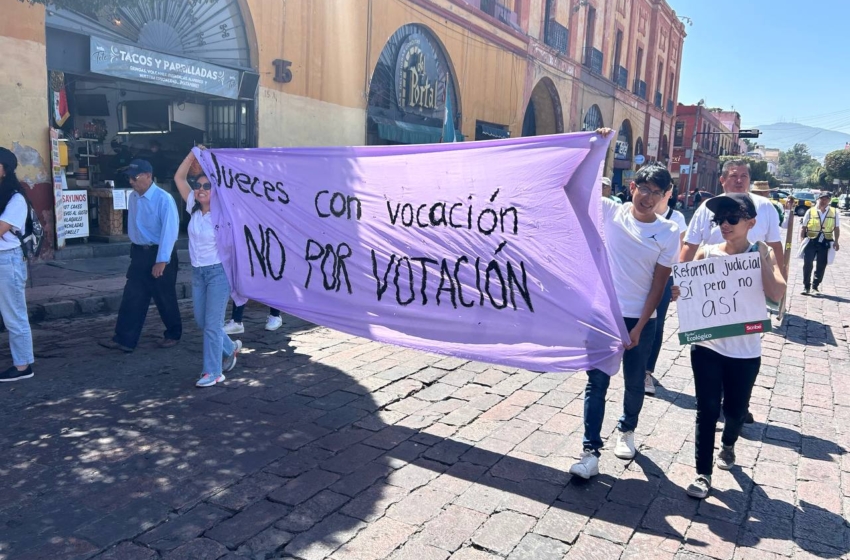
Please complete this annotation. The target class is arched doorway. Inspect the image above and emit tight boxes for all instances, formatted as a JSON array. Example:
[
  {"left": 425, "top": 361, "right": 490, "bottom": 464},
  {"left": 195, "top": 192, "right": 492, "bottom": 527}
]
[
  {"left": 521, "top": 78, "right": 564, "bottom": 136},
  {"left": 612, "top": 120, "right": 633, "bottom": 191},
  {"left": 660, "top": 134, "right": 670, "bottom": 164},
  {"left": 582, "top": 105, "right": 604, "bottom": 131},
  {"left": 635, "top": 137, "right": 645, "bottom": 162},
  {"left": 366, "top": 24, "right": 461, "bottom": 145}
]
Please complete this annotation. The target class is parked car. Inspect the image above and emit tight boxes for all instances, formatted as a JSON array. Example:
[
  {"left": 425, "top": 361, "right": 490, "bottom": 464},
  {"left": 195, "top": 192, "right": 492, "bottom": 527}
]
[
  {"left": 769, "top": 190, "right": 790, "bottom": 205},
  {"left": 793, "top": 191, "right": 817, "bottom": 216}
]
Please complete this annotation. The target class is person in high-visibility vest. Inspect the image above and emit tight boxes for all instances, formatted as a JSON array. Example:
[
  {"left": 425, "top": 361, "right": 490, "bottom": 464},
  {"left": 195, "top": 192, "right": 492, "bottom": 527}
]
[{"left": 800, "top": 192, "right": 841, "bottom": 295}]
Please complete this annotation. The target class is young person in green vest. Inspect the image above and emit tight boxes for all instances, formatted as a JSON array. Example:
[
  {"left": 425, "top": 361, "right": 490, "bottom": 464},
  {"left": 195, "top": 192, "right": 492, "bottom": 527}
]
[{"left": 800, "top": 192, "right": 840, "bottom": 296}]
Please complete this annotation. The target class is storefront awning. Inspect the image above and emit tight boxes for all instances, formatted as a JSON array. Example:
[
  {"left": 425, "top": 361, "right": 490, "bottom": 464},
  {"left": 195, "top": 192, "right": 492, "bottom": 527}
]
[
  {"left": 476, "top": 123, "right": 510, "bottom": 139},
  {"left": 372, "top": 116, "right": 462, "bottom": 144}
]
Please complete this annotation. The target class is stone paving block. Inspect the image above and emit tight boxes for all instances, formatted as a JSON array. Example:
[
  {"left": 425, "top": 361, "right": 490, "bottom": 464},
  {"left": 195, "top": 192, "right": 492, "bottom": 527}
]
[
  {"left": 472, "top": 510, "right": 536, "bottom": 555},
  {"left": 499, "top": 478, "right": 562, "bottom": 518},
  {"left": 277, "top": 489, "right": 351, "bottom": 532},
  {"left": 75, "top": 497, "right": 171, "bottom": 548},
  {"left": 340, "top": 482, "right": 409, "bottom": 523},
  {"left": 564, "top": 534, "right": 624, "bottom": 560},
  {"left": 450, "top": 546, "right": 502, "bottom": 560},
  {"left": 208, "top": 472, "right": 287, "bottom": 512},
  {"left": 793, "top": 506, "right": 847, "bottom": 550},
  {"left": 416, "top": 382, "right": 458, "bottom": 402},
  {"left": 330, "top": 461, "right": 393, "bottom": 497},
  {"left": 363, "top": 426, "right": 414, "bottom": 450},
  {"left": 283, "top": 513, "right": 366, "bottom": 560},
  {"left": 584, "top": 501, "right": 644, "bottom": 545},
  {"left": 386, "top": 486, "right": 455, "bottom": 525},
  {"left": 429, "top": 461, "right": 488, "bottom": 496},
  {"left": 204, "top": 499, "right": 290, "bottom": 549},
  {"left": 138, "top": 503, "right": 232, "bottom": 551},
  {"left": 683, "top": 518, "right": 738, "bottom": 560},
  {"left": 235, "top": 526, "right": 294, "bottom": 559},
  {"left": 269, "top": 469, "right": 341, "bottom": 506},
  {"left": 621, "top": 531, "right": 681, "bottom": 560},
  {"left": 533, "top": 502, "right": 594, "bottom": 544},
  {"left": 315, "top": 428, "right": 373, "bottom": 452},
  {"left": 423, "top": 439, "right": 472, "bottom": 465},
  {"left": 388, "top": 541, "right": 449, "bottom": 560},
  {"left": 334, "top": 516, "right": 417, "bottom": 560},
  {"left": 95, "top": 542, "right": 158, "bottom": 560},
  {"left": 641, "top": 496, "right": 698, "bottom": 538},
  {"left": 737, "top": 514, "right": 794, "bottom": 557},
  {"left": 416, "top": 504, "right": 488, "bottom": 551},
  {"left": 10, "top": 536, "right": 99, "bottom": 560},
  {"left": 453, "top": 479, "right": 509, "bottom": 514},
  {"left": 265, "top": 445, "right": 334, "bottom": 478},
  {"left": 507, "top": 533, "right": 570, "bottom": 560},
  {"left": 161, "top": 538, "right": 229, "bottom": 560},
  {"left": 323, "top": 444, "right": 386, "bottom": 475},
  {"left": 385, "top": 458, "right": 445, "bottom": 490},
  {"left": 753, "top": 461, "right": 797, "bottom": 491}
]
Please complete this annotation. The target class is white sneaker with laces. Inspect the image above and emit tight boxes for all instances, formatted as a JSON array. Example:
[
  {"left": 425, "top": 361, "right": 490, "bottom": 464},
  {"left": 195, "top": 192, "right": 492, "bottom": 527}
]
[
  {"left": 265, "top": 315, "right": 283, "bottom": 331},
  {"left": 568, "top": 450, "right": 599, "bottom": 479},
  {"left": 223, "top": 320, "right": 244, "bottom": 335},
  {"left": 644, "top": 372, "right": 656, "bottom": 395},
  {"left": 614, "top": 431, "right": 636, "bottom": 459}
]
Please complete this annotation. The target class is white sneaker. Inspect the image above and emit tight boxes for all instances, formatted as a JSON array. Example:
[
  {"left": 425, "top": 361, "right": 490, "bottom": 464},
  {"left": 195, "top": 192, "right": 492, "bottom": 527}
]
[
  {"left": 265, "top": 315, "right": 283, "bottom": 331},
  {"left": 223, "top": 320, "right": 244, "bottom": 335},
  {"left": 614, "top": 431, "right": 636, "bottom": 460},
  {"left": 644, "top": 373, "right": 656, "bottom": 395},
  {"left": 568, "top": 450, "right": 599, "bottom": 479}
]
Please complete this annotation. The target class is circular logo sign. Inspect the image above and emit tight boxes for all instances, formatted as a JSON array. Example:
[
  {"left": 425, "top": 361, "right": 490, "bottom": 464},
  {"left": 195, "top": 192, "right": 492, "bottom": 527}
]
[
  {"left": 634, "top": 154, "right": 646, "bottom": 165},
  {"left": 395, "top": 33, "right": 444, "bottom": 117}
]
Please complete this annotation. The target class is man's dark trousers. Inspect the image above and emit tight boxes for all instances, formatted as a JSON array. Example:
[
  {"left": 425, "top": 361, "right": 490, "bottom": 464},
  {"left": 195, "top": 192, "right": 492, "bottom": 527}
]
[
  {"left": 802, "top": 238, "right": 830, "bottom": 290},
  {"left": 113, "top": 244, "right": 182, "bottom": 348}
]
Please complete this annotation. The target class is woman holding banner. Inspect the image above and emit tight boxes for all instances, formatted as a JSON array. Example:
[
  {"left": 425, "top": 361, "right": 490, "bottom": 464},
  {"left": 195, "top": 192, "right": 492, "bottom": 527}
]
[
  {"left": 175, "top": 150, "right": 241, "bottom": 388},
  {"left": 679, "top": 193, "right": 786, "bottom": 499}
]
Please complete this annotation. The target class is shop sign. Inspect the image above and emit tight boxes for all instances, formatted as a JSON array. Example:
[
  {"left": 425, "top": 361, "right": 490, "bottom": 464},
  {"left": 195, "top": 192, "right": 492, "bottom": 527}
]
[
  {"left": 395, "top": 33, "right": 444, "bottom": 117},
  {"left": 61, "top": 190, "right": 89, "bottom": 239},
  {"left": 614, "top": 140, "right": 630, "bottom": 160},
  {"left": 51, "top": 129, "right": 66, "bottom": 249},
  {"left": 90, "top": 36, "right": 240, "bottom": 99},
  {"left": 634, "top": 154, "right": 646, "bottom": 165}
]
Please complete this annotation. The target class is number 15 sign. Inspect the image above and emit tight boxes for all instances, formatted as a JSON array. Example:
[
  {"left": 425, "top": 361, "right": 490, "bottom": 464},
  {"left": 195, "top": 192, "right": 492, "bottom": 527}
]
[{"left": 673, "top": 252, "right": 770, "bottom": 344}]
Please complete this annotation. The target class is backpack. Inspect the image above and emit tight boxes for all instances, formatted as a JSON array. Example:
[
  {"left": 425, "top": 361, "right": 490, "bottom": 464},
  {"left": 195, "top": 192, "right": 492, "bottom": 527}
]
[{"left": 14, "top": 198, "right": 45, "bottom": 258}]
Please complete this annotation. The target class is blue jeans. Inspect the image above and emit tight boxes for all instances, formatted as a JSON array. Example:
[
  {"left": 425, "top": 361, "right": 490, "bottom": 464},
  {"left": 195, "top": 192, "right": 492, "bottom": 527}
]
[
  {"left": 192, "top": 264, "right": 235, "bottom": 376},
  {"left": 0, "top": 247, "right": 34, "bottom": 366},
  {"left": 646, "top": 277, "right": 674, "bottom": 373},
  {"left": 583, "top": 317, "right": 657, "bottom": 453}
]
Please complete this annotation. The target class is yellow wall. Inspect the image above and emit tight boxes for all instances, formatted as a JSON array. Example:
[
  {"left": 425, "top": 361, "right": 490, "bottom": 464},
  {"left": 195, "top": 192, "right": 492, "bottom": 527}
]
[
  {"left": 0, "top": 1, "right": 49, "bottom": 186},
  {"left": 249, "top": 0, "right": 529, "bottom": 146}
]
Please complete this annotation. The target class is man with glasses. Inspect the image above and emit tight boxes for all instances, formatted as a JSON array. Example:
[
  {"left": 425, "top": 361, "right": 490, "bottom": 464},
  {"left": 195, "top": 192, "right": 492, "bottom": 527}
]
[
  {"left": 680, "top": 159, "right": 783, "bottom": 425},
  {"left": 569, "top": 163, "right": 680, "bottom": 479},
  {"left": 99, "top": 159, "right": 182, "bottom": 352}
]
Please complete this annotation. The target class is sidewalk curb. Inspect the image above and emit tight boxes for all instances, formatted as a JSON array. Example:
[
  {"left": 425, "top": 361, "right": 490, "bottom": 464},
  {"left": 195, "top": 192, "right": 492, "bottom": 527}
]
[{"left": 18, "top": 280, "right": 194, "bottom": 325}]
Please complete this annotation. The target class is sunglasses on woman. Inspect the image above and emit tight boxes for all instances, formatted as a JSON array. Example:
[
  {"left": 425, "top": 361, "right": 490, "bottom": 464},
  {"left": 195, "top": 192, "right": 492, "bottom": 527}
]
[
  {"left": 191, "top": 181, "right": 212, "bottom": 191},
  {"left": 712, "top": 213, "right": 748, "bottom": 226}
]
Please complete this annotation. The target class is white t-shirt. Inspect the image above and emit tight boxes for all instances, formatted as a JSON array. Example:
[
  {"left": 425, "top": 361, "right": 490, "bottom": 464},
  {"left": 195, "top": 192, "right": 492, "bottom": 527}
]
[
  {"left": 601, "top": 199, "right": 680, "bottom": 319},
  {"left": 0, "top": 193, "right": 27, "bottom": 251},
  {"left": 695, "top": 244, "right": 761, "bottom": 359},
  {"left": 684, "top": 193, "right": 781, "bottom": 246},
  {"left": 186, "top": 191, "right": 220, "bottom": 268},
  {"left": 802, "top": 207, "right": 841, "bottom": 241},
  {"left": 659, "top": 208, "right": 687, "bottom": 243}
]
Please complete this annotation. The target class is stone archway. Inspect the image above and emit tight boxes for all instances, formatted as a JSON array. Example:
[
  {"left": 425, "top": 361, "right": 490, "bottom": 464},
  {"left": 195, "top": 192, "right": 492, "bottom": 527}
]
[{"left": 521, "top": 78, "right": 564, "bottom": 136}]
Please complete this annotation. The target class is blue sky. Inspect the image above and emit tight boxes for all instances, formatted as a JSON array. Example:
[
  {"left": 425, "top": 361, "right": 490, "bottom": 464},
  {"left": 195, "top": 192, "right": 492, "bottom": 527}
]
[{"left": 668, "top": 0, "right": 850, "bottom": 133}]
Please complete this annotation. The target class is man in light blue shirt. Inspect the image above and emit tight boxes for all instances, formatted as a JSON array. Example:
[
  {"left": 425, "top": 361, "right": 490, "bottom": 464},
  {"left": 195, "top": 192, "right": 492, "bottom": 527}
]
[{"left": 100, "top": 159, "right": 182, "bottom": 352}]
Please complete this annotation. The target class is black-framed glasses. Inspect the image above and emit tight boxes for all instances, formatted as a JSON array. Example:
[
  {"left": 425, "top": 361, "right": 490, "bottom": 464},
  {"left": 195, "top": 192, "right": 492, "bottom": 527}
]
[
  {"left": 191, "top": 182, "right": 212, "bottom": 191},
  {"left": 635, "top": 185, "right": 665, "bottom": 199}
]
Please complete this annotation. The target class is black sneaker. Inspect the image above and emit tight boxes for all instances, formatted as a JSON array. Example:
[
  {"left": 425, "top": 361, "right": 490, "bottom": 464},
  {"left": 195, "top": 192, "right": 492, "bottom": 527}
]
[
  {"left": 744, "top": 411, "right": 755, "bottom": 424},
  {"left": 0, "top": 365, "right": 34, "bottom": 382},
  {"left": 812, "top": 286, "right": 821, "bottom": 296}
]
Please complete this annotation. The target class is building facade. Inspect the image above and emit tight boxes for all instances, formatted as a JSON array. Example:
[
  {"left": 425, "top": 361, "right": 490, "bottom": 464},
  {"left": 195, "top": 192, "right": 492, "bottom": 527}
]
[
  {"left": 1, "top": 0, "right": 685, "bottom": 258},
  {"left": 670, "top": 103, "right": 732, "bottom": 196}
]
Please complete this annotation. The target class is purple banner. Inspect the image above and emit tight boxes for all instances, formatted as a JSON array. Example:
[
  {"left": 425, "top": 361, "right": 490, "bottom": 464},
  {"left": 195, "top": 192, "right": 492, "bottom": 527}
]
[{"left": 196, "top": 132, "right": 628, "bottom": 375}]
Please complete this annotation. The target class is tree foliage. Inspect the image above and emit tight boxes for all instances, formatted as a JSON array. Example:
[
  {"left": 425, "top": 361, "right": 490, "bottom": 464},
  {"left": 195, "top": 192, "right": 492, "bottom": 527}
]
[
  {"left": 806, "top": 166, "right": 831, "bottom": 189},
  {"left": 824, "top": 150, "right": 850, "bottom": 181},
  {"left": 777, "top": 143, "right": 820, "bottom": 186}
]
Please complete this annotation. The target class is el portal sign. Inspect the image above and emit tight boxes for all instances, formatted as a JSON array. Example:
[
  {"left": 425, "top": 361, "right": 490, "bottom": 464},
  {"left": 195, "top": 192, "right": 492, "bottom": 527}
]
[{"left": 90, "top": 36, "right": 240, "bottom": 99}]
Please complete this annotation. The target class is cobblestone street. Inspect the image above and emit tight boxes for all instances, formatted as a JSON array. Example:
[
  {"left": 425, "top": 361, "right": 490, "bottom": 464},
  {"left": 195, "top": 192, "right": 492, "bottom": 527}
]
[{"left": 1, "top": 239, "right": 848, "bottom": 560}]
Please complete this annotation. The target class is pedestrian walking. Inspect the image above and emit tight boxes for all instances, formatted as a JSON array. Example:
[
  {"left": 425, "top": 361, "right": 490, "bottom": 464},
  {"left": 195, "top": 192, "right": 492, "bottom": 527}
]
[
  {"left": 800, "top": 192, "right": 840, "bottom": 296},
  {"left": 678, "top": 193, "right": 786, "bottom": 499},
  {"left": 0, "top": 148, "right": 34, "bottom": 382},
  {"left": 174, "top": 150, "right": 241, "bottom": 387},
  {"left": 601, "top": 176, "right": 623, "bottom": 205},
  {"left": 99, "top": 159, "right": 182, "bottom": 352},
  {"left": 644, "top": 188, "right": 687, "bottom": 395},
  {"left": 569, "top": 162, "right": 680, "bottom": 479},
  {"left": 224, "top": 304, "right": 283, "bottom": 334},
  {"left": 680, "top": 160, "right": 784, "bottom": 426},
  {"left": 750, "top": 181, "right": 784, "bottom": 228}
]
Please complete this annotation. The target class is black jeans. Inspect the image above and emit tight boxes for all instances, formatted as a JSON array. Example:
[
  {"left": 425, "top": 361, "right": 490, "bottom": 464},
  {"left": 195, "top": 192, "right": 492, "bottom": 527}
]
[
  {"left": 231, "top": 304, "right": 280, "bottom": 323},
  {"left": 692, "top": 345, "right": 760, "bottom": 476},
  {"left": 113, "top": 244, "right": 182, "bottom": 348},
  {"left": 802, "top": 239, "right": 830, "bottom": 290}
]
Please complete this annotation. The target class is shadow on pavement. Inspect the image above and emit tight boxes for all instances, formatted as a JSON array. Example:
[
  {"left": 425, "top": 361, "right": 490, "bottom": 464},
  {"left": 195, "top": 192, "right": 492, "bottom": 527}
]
[{"left": 0, "top": 307, "right": 848, "bottom": 559}]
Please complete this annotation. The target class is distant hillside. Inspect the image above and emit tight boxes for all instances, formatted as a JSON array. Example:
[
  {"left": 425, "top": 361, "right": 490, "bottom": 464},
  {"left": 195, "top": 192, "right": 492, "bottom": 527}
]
[{"left": 747, "top": 123, "right": 850, "bottom": 160}]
